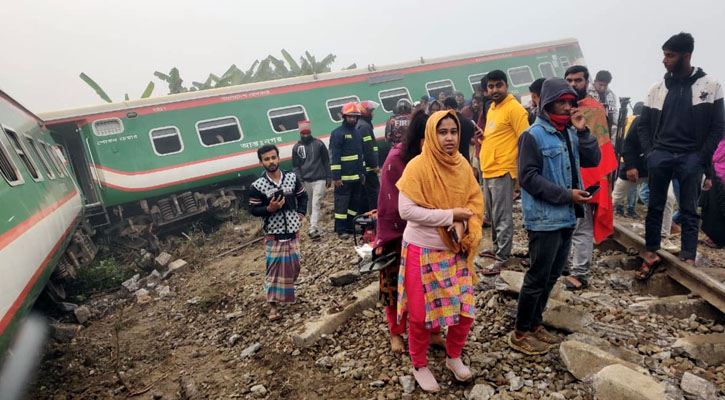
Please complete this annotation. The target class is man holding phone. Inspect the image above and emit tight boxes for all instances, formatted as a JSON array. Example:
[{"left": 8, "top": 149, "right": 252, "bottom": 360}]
[
  {"left": 512, "top": 78, "right": 601, "bottom": 354},
  {"left": 249, "top": 145, "right": 308, "bottom": 321}
]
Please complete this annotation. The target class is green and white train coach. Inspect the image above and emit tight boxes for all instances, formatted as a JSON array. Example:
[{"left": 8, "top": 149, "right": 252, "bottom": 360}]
[
  {"left": 0, "top": 91, "right": 96, "bottom": 355},
  {"left": 39, "top": 38, "right": 584, "bottom": 246}
]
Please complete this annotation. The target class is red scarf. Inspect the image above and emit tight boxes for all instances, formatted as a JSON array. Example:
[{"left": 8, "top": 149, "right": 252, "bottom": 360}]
[
  {"left": 547, "top": 94, "right": 576, "bottom": 130},
  {"left": 549, "top": 113, "right": 570, "bottom": 131}
]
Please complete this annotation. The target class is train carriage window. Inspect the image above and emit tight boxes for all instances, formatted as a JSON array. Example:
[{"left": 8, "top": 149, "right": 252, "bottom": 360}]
[
  {"left": 268, "top": 106, "right": 307, "bottom": 133},
  {"left": 40, "top": 141, "right": 64, "bottom": 177},
  {"left": 3, "top": 127, "right": 41, "bottom": 181},
  {"left": 326, "top": 96, "right": 360, "bottom": 122},
  {"left": 539, "top": 62, "right": 556, "bottom": 79},
  {"left": 468, "top": 73, "right": 488, "bottom": 94},
  {"left": 425, "top": 80, "right": 455, "bottom": 99},
  {"left": 0, "top": 136, "right": 22, "bottom": 185},
  {"left": 150, "top": 126, "right": 184, "bottom": 155},
  {"left": 91, "top": 118, "right": 124, "bottom": 136},
  {"left": 559, "top": 56, "right": 571, "bottom": 68},
  {"left": 378, "top": 88, "right": 411, "bottom": 113},
  {"left": 196, "top": 116, "right": 243, "bottom": 146},
  {"left": 507, "top": 66, "right": 535, "bottom": 87},
  {"left": 25, "top": 135, "right": 55, "bottom": 179}
]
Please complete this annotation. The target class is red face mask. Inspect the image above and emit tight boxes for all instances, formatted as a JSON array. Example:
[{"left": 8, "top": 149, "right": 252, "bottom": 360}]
[{"left": 549, "top": 113, "right": 571, "bottom": 131}]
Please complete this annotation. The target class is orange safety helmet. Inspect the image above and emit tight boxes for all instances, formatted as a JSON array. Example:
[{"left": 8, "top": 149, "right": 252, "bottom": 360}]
[
  {"left": 341, "top": 101, "right": 361, "bottom": 117},
  {"left": 358, "top": 100, "right": 379, "bottom": 117}
]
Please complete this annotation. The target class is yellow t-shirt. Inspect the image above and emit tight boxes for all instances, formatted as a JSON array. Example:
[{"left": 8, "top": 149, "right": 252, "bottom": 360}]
[{"left": 479, "top": 94, "right": 530, "bottom": 179}]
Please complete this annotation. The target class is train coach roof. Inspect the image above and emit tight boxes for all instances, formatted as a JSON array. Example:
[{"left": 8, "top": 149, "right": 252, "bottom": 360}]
[
  {"left": 0, "top": 89, "right": 45, "bottom": 124},
  {"left": 38, "top": 38, "right": 579, "bottom": 123}
]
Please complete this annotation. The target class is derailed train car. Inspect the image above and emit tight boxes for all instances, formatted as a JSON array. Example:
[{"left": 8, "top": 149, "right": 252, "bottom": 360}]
[
  {"left": 39, "top": 38, "right": 584, "bottom": 248},
  {"left": 0, "top": 91, "right": 96, "bottom": 354}
]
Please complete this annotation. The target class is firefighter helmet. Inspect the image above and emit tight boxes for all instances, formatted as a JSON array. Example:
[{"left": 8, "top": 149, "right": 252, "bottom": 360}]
[
  {"left": 341, "top": 102, "right": 361, "bottom": 117},
  {"left": 358, "top": 100, "right": 379, "bottom": 117}
]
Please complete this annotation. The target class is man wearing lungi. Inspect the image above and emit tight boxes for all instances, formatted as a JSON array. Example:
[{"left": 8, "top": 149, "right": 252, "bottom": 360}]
[{"left": 249, "top": 144, "right": 308, "bottom": 321}]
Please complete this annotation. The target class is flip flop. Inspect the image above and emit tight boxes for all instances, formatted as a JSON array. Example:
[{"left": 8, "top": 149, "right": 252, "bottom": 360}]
[
  {"left": 268, "top": 311, "right": 282, "bottom": 321},
  {"left": 482, "top": 262, "right": 504, "bottom": 276},
  {"left": 635, "top": 258, "right": 662, "bottom": 281},
  {"left": 478, "top": 249, "right": 496, "bottom": 259},
  {"left": 563, "top": 275, "right": 588, "bottom": 291}
]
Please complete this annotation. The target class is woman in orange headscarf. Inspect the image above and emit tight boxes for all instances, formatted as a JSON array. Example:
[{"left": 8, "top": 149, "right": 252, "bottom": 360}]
[{"left": 395, "top": 110, "right": 483, "bottom": 392}]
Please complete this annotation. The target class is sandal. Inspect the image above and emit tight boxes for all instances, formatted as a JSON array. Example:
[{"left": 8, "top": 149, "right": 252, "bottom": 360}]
[
  {"left": 563, "top": 275, "right": 588, "bottom": 291},
  {"left": 635, "top": 258, "right": 662, "bottom": 281},
  {"left": 478, "top": 249, "right": 496, "bottom": 258},
  {"left": 268, "top": 311, "right": 282, "bottom": 321},
  {"left": 702, "top": 237, "right": 724, "bottom": 249},
  {"left": 520, "top": 258, "right": 530, "bottom": 268},
  {"left": 482, "top": 262, "right": 504, "bottom": 276}
]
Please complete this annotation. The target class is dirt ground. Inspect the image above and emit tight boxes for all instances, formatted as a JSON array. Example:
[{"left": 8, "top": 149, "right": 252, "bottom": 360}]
[{"left": 27, "top": 190, "right": 725, "bottom": 399}]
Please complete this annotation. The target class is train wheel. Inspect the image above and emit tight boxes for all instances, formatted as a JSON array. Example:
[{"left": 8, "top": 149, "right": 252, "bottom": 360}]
[
  {"left": 211, "top": 194, "right": 240, "bottom": 221},
  {"left": 44, "top": 279, "right": 67, "bottom": 302}
]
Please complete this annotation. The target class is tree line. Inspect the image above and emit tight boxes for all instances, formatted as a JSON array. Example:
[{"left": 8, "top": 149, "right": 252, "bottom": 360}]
[{"left": 81, "top": 50, "right": 355, "bottom": 103}]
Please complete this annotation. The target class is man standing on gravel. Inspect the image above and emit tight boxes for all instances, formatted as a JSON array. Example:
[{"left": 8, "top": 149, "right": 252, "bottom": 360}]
[
  {"left": 512, "top": 78, "right": 601, "bottom": 354},
  {"left": 292, "top": 120, "right": 330, "bottom": 240},
  {"left": 636, "top": 32, "right": 724, "bottom": 278},
  {"left": 249, "top": 144, "right": 308, "bottom": 321},
  {"left": 477, "top": 70, "right": 530, "bottom": 275}
]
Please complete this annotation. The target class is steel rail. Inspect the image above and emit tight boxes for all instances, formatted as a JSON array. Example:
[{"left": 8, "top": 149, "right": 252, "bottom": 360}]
[{"left": 612, "top": 221, "right": 725, "bottom": 314}]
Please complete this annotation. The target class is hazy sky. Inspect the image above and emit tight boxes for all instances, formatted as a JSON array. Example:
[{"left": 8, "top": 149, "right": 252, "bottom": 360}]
[{"left": 2, "top": 0, "right": 724, "bottom": 113}]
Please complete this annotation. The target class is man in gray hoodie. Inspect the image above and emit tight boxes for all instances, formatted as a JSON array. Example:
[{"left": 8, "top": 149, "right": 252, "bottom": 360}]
[
  {"left": 292, "top": 120, "right": 331, "bottom": 239},
  {"left": 511, "top": 78, "right": 601, "bottom": 355}
]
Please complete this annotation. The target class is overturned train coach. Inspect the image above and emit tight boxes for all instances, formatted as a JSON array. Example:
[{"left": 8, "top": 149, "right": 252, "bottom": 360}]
[
  {"left": 0, "top": 91, "right": 96, "bottom": 354},
  {"left": 38, "top": 38, "right": 584, "bottom": 248}
]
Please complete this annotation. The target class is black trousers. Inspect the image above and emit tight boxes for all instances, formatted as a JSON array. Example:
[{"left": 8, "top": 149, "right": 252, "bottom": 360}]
[
  {"left": 515, "top": 228, "right": 574, "bottom": 332},
  {"left": 361, "top": 171, "right": 380, "bottom": 213},
  {"left": 646, "top": 150, "right": 703, "bottom": 260},
  {"left": 334, "top": 180, "right": 363, "bottom": 234}
]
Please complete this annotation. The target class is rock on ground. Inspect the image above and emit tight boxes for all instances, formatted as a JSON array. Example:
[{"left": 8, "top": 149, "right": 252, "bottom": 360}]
[
  {"left": 240, "top": 342, "right": 261, "bottom": 358},
  {"left": 154, "top": 252, "right": 172, "bottom": 268},
  {"left": 592, "top": 364, "right": 666, "bottom": 400},
  {"left": 50, "top": 323, "right": 81, "bottom": 342},
  {"left": 467, "top": 383, "right": 495, "bottom": 400},
  {"left": 73, "top": 305, "right": 91, "bottom": 324},
  {"left": 680, "top": 372, "right": 718, "bottom": 400},
  {"left": 329, "top": 270, "right": 361, "bottom": 287},
  {"left": 542, "top": 301, "right": 595, "bottom": 334},
  {"left": 399, "top": 375, "right": 415, "bottom": 394},
  {"left": 672, "top": 334, "right": 725, "bottom": 366},
  {"left": 559, "top": 340, "right": 649, "bottom": 380},
  {"left": 565, "top": 333, "right": 645, "bottom": 366}
]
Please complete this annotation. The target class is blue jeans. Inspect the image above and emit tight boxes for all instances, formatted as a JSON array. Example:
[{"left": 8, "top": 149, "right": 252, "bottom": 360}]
[
  {"left": 638, "top": 183, "right": 649, "bottom": 206},
  {"left": 645, "top": 150, "right": 703, "bottom": 260}
]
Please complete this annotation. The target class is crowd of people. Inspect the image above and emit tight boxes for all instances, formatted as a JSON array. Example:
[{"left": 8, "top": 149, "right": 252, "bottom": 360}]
[{"left": 247, "top": 32, "right": 725, "bottom": 392}]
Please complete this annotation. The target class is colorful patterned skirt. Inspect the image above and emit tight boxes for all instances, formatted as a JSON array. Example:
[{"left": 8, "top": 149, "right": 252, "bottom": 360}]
[
  {"left": 265, "top": 237, "right": 301, "bottom": 303},
  {"left": 396, "top": 241, "right": 475, "bottom": 330}
]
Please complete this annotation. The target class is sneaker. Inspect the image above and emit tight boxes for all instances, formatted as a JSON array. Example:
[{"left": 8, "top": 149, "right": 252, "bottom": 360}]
[
  {"left": 445, "top": 357, "right": 472, "bottom": 382},
  {"left": 308, "top": 229, "right": 321, "bottom": 240},
  {"left": 615, "top": 207, "right": 625, "bottom": 217},
  {"left": 412, "top": 366, "right": 439, "bottom": 392},
  {"left": 626, "top": 210, "right": 639, "bottom": 218},
  {"left": 338, "top": 233, "right": 350, "bottom": 240},
  {"left": 661, "top": 238, "right": 680, "bottom": 254},
  {"left": 530, "top": 326, "right": 559, "bottom": 345},
  {"left": 507, "top": 330, "right": 551, "bottom": 355}
]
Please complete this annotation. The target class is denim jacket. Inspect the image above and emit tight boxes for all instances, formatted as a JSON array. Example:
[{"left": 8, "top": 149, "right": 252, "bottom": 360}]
[{"left": 520, "top": 118, "right": 584, "bottom": 231}]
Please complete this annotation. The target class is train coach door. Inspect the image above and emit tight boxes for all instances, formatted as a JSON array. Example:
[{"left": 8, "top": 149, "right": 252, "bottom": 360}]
[{"left": 49, "top": 122, "right": 100, "bottom": 205}]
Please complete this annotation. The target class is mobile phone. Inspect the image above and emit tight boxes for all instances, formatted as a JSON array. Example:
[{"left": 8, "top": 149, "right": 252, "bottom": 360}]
[
  {"left": 584, "top": 185, "right": 600, "bottom": 197},
  {"left": 450, "top": 226, "right": 459, "bottom": 243},
  {"left": 273, "top": 189, "right": 284, "bottom": 200}
]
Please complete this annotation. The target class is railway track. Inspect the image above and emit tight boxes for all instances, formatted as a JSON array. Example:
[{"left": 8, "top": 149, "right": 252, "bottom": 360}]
[{"left": 611, "top": 221, "right": 725, "bottom": 314}]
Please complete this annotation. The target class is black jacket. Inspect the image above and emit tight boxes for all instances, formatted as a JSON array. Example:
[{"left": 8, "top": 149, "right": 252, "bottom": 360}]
[
  {"left": 249, "top": 170, "right": 308, "bottom": 238},
  {"left": 637, "top": 67, "right": 724, "bottom": 178},
  {"left": 456, "top": 111, "right": 474, "bottom": 162},
  {"left": 292, "top": 137, "right": 330, "bottom": 182},
  {"left": 619, "top": 117, "right": 647, "bottom": 179},
  {"left": 356, "top": 116, "right": 379, "bottom": 171}
]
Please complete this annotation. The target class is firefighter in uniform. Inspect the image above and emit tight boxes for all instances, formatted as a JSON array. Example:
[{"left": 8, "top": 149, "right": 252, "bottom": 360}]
[
  {"left": 357, "top": 100, "right": 381, "bottom": 212},
  {"left": 330, "top": 102, "right": 366, "bottom": 238}
]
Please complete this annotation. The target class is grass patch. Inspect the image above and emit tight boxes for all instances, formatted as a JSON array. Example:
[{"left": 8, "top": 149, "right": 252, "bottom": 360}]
[{"left": 67, "top": 254, "right": 139, "bottom": 301}]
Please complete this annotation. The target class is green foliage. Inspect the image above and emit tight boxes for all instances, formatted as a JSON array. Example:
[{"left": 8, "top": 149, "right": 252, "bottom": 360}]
[
  {"left": 79, "top": 73, "right": 112, "bottom": 103},
  {"left": 67, "top": 256, "right": 139, "bottom": 299},
  {"left": 80, "top": 73, "right": 155, "bottom": 103},
  {"left": 81, "top": 50, "right": 349, "bottom": 101}
]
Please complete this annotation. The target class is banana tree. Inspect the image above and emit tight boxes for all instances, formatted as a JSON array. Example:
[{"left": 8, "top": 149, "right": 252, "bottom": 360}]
[
  {"left": 154, "top": 67, "right": 187, "bottom": 94},
  {"left": 80, "top": 73, "right": 154, "bottom": 103}
]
